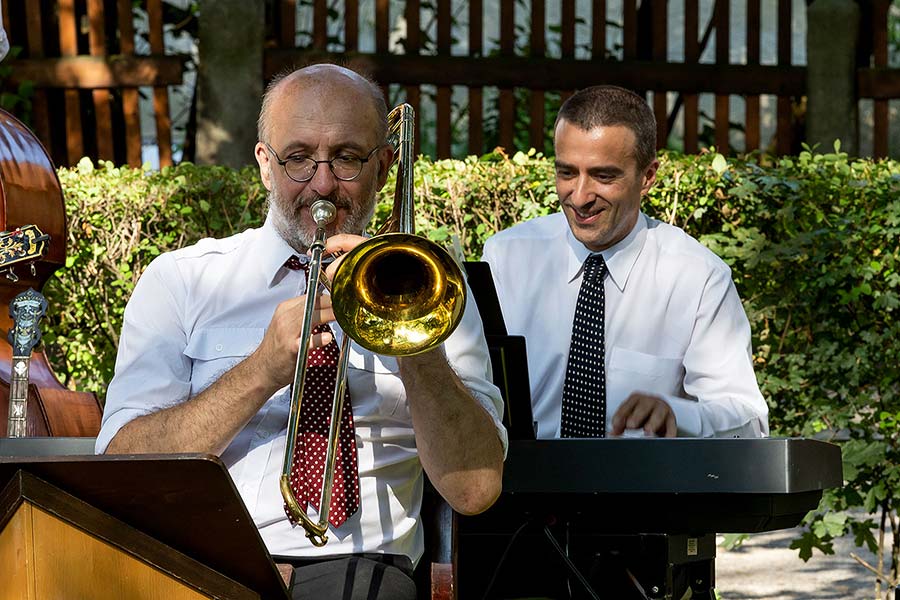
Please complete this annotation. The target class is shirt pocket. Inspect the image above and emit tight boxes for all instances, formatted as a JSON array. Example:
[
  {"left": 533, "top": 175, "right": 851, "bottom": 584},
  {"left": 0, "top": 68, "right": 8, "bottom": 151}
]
[
  {"left": 607, "top": 346, "right": 684, "bottom": 401},
  {"left": 346, "top": 344, "right": 405, "bottom": 418},
  {"left": 183, "top": 328, "right": 264, "bottom": 395}
]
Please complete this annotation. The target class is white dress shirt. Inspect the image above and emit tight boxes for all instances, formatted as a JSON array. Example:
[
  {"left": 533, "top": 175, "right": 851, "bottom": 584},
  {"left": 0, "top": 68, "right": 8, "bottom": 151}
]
[
  {"left": 482, "top": 211, "right": 768, "bottom": 439},
  {"left": 97, "top": 217, "right": 507, "bottom": 565}
]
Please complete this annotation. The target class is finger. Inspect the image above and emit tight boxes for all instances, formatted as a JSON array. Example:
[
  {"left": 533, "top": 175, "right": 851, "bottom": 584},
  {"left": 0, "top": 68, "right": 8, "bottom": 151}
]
[
  {"left": 324, "top": 256, "right": 344, "bottom": 282},
  {"left": 665, "top": 412, "right": 677, "bottom": 438},
  {"left": 625, "top": 398, "right": 654, "bottom": 430},
  {"left": 643, "top": 404, "right": 669, "bottom": 437},
  {"left": 323, "top": 233, "right": 366, "bottom": 257},
  {"left": 611, "top": 396, "right": 639, "bottom": 435},
  {"left": 316, "top": 306, "right": 336, "bottom": 325},
  {"left": 308, "top": 331, "right": 334, "bottom": 349}
]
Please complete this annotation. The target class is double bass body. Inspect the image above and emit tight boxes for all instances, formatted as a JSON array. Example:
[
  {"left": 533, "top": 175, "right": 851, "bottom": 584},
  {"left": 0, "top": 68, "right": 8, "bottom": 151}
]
[{"left": 0, "top": 109, "right": 102, "bottom": 438}]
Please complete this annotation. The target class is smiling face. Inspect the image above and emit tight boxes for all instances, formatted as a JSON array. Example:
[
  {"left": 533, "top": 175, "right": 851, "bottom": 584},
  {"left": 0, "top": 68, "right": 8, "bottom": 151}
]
[
  {"left": 554, "top": 119, "right": 658, "bottom": 252},
  {"left": 254, "top": 66, "right": 393, "bottom": 252}
]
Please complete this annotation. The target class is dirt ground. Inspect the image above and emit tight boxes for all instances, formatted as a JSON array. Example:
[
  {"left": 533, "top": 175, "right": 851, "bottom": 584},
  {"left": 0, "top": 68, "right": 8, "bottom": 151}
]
[{"left": 715, "top": 527, "right": 894, "bottom": 600}]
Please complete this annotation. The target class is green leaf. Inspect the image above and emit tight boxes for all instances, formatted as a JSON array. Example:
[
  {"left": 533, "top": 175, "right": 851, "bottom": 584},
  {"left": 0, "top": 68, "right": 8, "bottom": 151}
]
[{"left": 711, "top": 153, "right": 728, "bottom": 175}]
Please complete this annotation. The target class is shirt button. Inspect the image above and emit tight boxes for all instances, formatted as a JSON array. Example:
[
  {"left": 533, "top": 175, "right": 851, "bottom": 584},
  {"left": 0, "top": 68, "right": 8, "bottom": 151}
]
[{"left": 215, "top": 343, "right": 223, "bottom": 351}]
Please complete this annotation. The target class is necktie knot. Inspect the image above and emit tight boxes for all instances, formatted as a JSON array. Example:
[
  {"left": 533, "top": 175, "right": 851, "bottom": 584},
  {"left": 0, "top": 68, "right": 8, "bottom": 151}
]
[
  {"left": 284, "top": 255, "right": 305, "bottom": 271},
  {"left": 583, "top": 254, "right": 607, "bottom": 283}
]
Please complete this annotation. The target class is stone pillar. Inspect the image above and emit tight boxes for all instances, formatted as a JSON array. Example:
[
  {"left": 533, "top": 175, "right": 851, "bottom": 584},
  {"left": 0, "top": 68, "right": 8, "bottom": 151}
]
[
  {"left": 806, "top": 0, "right": 860, "bottom": 155},
  {"left": 196, "top": 0, "right": 264, "bottom": 167}
]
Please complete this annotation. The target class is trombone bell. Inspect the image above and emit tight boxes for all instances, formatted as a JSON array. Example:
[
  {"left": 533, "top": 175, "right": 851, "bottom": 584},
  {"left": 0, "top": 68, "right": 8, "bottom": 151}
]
[{"left": 332, "top": 232, "right": 466, "bottom": 356}]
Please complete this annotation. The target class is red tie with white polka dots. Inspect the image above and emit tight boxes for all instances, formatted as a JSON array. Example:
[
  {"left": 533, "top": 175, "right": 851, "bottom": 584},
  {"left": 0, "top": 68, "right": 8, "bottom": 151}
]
[{"left": 283, "top": 256, "right": 360, "bottom": 528}]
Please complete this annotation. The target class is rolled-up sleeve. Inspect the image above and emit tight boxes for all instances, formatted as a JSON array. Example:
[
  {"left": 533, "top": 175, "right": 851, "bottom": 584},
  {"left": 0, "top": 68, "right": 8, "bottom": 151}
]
[
  {"left": 95, "top": 254, "right": 192, "bottom": 453},
  {"left": 443, "top": 281, "right": 509, "bottom": 457}
]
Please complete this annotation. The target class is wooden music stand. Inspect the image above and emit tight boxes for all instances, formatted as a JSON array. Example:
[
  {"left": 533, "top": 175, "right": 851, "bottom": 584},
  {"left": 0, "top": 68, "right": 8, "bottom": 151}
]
[{"left": 0, "top": 439, "right": 289, "bottom": 600}]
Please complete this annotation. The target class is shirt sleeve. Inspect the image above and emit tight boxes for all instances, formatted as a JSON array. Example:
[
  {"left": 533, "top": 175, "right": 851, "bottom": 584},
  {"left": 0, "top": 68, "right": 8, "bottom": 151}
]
[
  {"left": 95, "top": 254, "right": 193, "bottom": 453},
  {"left": 663, "top": 265, "right": 769, "bottom": 438}
]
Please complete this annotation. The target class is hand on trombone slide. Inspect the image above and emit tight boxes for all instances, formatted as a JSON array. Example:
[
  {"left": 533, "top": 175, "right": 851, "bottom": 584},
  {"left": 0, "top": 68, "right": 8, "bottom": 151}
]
[{"left": 252, "top": 289, "right": 337, "bottom": 389}]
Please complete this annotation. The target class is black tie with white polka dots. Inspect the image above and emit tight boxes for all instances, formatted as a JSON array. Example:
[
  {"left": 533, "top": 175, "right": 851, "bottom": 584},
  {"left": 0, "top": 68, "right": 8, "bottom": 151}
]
[
  {"left": 282, "top": 256, "right": 360, "bottom": 528},
  {"left": 561, "top": 254, "right": 608, "bottom": 438}
]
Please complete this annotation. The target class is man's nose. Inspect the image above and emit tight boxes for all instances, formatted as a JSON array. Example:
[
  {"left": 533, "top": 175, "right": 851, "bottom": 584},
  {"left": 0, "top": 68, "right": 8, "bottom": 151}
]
[
  {"left": 307, "top": 161, "right": 339, "bottom": 197},
  {"left": 570, "top": 175, "right": 595, "bottom": 206}
]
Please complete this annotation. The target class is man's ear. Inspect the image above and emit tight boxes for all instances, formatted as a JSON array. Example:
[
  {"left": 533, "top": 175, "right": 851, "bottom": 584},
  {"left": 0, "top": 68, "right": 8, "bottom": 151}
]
[
  {"left": 255, "top": 142, "right": 273, "bottom": 191},
  {"left": 375, "top": 145, "right": 395, "bottom": 189},
  {"left": 640, "top": 159, "right": 660, "bottom": 196}
]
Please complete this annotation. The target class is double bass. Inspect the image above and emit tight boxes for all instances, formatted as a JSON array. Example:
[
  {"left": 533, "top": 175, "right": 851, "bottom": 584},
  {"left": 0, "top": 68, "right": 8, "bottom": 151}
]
[{"left": 0, "top": 109, "right": 102, "bottom": 437}]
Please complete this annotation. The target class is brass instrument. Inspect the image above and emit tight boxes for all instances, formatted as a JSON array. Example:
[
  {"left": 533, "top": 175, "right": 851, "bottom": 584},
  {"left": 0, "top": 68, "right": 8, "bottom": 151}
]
[{"left": 280, "top": 104, "right": 467, "bottom": 546}]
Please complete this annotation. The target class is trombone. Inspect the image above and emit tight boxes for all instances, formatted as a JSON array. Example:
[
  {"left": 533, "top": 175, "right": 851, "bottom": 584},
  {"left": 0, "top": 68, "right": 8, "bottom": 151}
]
[{"left": 280, "top": 104, "right": 467, "bottom": 546}]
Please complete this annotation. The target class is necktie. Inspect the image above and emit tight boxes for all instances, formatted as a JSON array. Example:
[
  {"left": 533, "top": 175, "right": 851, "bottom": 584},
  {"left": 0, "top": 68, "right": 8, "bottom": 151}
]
[
  {"left": 283, "top": 256, "right": 360, "bottom": 528},
  {"left": 561, "top": 254, "right": 608, "bottom": 438}
]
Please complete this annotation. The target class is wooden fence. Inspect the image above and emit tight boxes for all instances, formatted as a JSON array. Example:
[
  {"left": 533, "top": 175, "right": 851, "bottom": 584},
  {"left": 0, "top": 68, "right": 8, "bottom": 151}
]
[
  {"left": 266, "top": 0, "right": 900, "bottom": 159},
  {"left": 3, "top": 0, "right": 182, "bottom": 168},
  {"left": 3, "top": 1, "right": 900, "bottom": 166}
]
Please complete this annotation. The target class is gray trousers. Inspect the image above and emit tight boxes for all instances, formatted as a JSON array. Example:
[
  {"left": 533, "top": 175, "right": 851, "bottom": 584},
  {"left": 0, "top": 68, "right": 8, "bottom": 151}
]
[{"left": 276, "top": 554, "right": 417, "bottom": 600}]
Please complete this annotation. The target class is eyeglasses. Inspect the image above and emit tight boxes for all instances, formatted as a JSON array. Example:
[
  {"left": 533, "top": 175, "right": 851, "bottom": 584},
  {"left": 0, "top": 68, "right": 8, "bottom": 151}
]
[{"left": 264, "top": 142, "right": 383, "bottom": 183}]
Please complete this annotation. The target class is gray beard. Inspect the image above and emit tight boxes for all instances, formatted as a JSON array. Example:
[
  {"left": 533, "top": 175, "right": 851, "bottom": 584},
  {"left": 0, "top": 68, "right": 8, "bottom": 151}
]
[{"left": 267, "top": 186, "right": 376, "bottom": 253}]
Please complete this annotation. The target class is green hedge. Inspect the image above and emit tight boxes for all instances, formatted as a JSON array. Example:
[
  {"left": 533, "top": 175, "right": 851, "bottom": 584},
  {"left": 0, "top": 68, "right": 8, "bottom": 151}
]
[{"left": 44, "top": 147, "right": 900, "bottom": 580}]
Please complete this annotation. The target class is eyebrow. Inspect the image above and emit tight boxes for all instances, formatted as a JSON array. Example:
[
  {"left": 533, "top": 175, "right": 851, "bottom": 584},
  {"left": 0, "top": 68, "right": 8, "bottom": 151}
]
[
  {"left": 280, "top": 141, "right": 370, "bottom": 156},
  {"left": 554, "top": 160, "right": 625, "bottom": 177}
]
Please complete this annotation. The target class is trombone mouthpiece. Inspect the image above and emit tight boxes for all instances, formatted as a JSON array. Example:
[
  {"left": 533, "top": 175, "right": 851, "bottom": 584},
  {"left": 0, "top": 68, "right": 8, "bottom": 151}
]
[{"left": 310, "top": 200, "right": 337, "bottom": 226}]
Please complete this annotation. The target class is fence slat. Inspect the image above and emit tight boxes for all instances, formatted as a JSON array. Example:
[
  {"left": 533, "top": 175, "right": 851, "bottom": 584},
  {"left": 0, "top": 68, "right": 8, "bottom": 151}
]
[
  {"left": 87, "top": 0, "right": 114, "bottom": 161},
  {"left": 117, "top": 0, "right": 142, "bottom": 166},
  {"left": 560, "top": 0, "right": 575, "bottom": 103},
  {"left": 436, "top": 0, "right": 452, "bottom": 158},
  {"left": 148, "top": 0, "right": 172, "bottom": 167},
  {"left": 376, "top": 0, "right": 389, "bottom": 54},
  {"left": 623, "top": 0, "right": 637, "bottom": 60},
  {"left": 24, "top": 0, "right": 52, "bottom": 148},
  {"left": 683, "top": 0, "right": 699, "bottom": 153},
  {"left": 404, "top": 0, "right": 421, "bottom": 157},
  {"left": 714, "top": 0, "right": 730, "bottom": 153},
  {"left": 468, "top": 0, "right": 483, "bottom": 155},
  {"left": 652, "top": 1, "right": 667, "bottom": 149},
  {"left": 499, "top": 0, "right": 515, "bottom": 151},
  {"left": 280, "top": 0, "right": 295, "bottom": 48},
  {"left": 874, "top": 0, "right": 889, "bottom": 158},
  {"left": 745, "top": 0, "right": 761, "bottom": 152},
  {"left": 58, "top": 0, "right": 84, "bottom": 165},
  {"left": 313, "top": 0, "right": 327, "bottom": 50},
  {"left": 776, "top": 0, "right": 792, "bottom": 155},
  {"left": 592, "top": 0, "right": 605, "bottom": 59},
  {"left": 530, "top": 0, "right": 545, "bottom": 151},
  {"left": 345, "top": 0, "right": 358, "bottom": 52}
]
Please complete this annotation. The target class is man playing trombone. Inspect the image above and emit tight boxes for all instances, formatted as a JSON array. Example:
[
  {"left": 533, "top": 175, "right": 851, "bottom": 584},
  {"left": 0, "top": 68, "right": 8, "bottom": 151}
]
[{"left": 96, "top": 64, "right": 506, "bottom": 599}]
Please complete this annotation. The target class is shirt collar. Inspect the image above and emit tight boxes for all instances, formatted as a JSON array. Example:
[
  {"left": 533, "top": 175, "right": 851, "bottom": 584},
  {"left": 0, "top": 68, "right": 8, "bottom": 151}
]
[
  {"left": 259, "top": 214, "right": 305, "bottom": 288},
  {"left": 564, "top": 213, "right": 648, "bottom": 292}
]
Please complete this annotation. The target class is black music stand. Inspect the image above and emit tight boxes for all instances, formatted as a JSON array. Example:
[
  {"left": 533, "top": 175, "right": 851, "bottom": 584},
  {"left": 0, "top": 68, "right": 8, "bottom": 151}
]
[
  {"left": 464, "top": 261, "right": 536, "bottom": 440},
  {"left": 0, "top": 438, "right": 288, "bottom": 599}
]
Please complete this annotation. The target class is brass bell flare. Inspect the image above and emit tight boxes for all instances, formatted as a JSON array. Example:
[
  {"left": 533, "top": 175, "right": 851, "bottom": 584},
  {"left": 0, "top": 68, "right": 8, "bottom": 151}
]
[{"left": 332, "top": 233, "right": 466, "bottom": 356}]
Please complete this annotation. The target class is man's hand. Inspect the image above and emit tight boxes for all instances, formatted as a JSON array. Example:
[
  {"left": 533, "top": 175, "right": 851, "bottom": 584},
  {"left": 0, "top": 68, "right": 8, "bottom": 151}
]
[
  {"left": 322, "top": 233, "right": 368, "bottom": 281},
  {"left": 251, "top": 293, "right": 335, "bottom": 388},
  {"left": 611, "top": 393, "right": 677, "bottom": 438}
]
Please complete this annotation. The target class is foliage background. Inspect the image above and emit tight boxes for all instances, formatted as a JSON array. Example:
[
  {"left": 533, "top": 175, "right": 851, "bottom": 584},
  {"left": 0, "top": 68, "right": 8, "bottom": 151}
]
[{"left": 45, "top": 147, "right": 900, "bottom": 588}]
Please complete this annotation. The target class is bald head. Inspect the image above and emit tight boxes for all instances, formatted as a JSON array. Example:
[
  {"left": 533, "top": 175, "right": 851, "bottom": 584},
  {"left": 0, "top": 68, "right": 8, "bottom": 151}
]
[{"left": 257, "top": 64, "right": 388, "bottom": 146}]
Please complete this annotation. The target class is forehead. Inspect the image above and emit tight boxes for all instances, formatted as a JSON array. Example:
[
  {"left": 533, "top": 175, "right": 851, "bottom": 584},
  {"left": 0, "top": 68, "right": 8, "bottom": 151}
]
[
  {"left": 268, "top": 77, "right": 382, "bottom": 151},
  {"left": 554, "top": 120, "right": 638, "bottom": 169}
]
